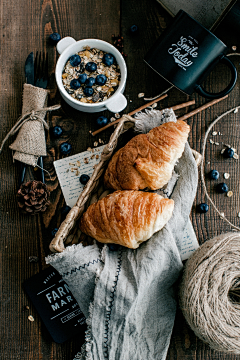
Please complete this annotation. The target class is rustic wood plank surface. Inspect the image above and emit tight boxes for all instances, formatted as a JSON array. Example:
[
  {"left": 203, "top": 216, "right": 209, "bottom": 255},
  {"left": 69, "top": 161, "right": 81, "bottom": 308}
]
[{"left": 1, "top": 0, "right": 240, "bottom": 359}]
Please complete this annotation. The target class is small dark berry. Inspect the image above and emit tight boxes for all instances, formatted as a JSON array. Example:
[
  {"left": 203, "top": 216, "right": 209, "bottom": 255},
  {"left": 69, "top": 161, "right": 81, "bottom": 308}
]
[
  {"left": 61, "top": 205, "right": 71, "bottom": 220},
  {"left": 130, "top": 25, "right": 138, "bottom": 33},
  {"left": 78, "top": 73, "right": 87, "bottom": 84},
  {"left": 209, "top": 169, "right": 219, "bottom": 180},
  {"left": 69, "top": 54, "right": 81, "bottom": 67},
  {"left": 84, "top": 87, "right": 94, "bottom": 96},
  {"left": 85, "top": 62, "right": 97, "bottom": 72},
  {"left": 102, "top": 53, "right": 115, "bottom": 66},
  {"left": 96, "top": 74, "right": 107, "bottom": 85},
  {"left": 85, "top": 77, "right": 95, "bottom": 86},
  {"left": 80, "top": 174, "right": 90, "bottom": 185},
  {"left": 108, "top": 244, "right": 119, "bottom": 251},
  {"left": 96, "top": 115, "right": 108, "bottom": 127},
  {"left": 216, "top": 182, "right": 229, "bottom": 193},
  {"left": 60, "top": 142, "right": 72, "bottom": 155},
  {"left": 51, "top": 228, "right": 58, "bottom": 238},
  {"left": 49, "top": 32, "right": 61, "bottom": 45},
  {"left": 196, "top": 203, "right": 209, "bottom": 213},
  {"left": 51, "top": 125, "right": 63, "bottom": 138},
  {"left": 70, "top": 79, "right": 81, "bottom": 90},
  {"left": 223, "top": 148, "right": 234, "bottom": 158}
]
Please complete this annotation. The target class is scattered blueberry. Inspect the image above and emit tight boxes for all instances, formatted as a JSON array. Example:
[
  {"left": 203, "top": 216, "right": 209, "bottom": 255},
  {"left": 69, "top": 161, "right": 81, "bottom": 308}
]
[
  {"left": 80, "top": 174, "right": 90, "bottom": 185},
  {"left": 60, "top": 142, "right": 72, "bottom": 155},
  {"left": 196, "top": 203, "right": 209, "bottom": 213},
  {"left": 69, "top": 54, "right": 81, "bottom": 67},
  {"left": 108, "top": 244, "right": 119, "bottom": 251},
  {"left": 102, "top": 53, "right": 115, "bottom": 66},
  {"left": 209, "top": 169, "right": 219, "bottom": 180},
  {"left": 49, "top": 32, "right": 61, "bottom": 45},
  {"left": 84, "top": 87, "right": 94, "bottom": 96},
  {"left": 61, "top": 205, "right": 71, "bottom": 219},
  {"left": 85, "top": 77, "right": 96, "bottom": 86},
  {"left": 78, "top": 73, "right": 87, "bottom": 84},
  {"left": 96, "top": 74, "right": 107, "bottom": 85},
  {"left": 51, "top": 228, "right": 58, "bottom": 238},
  {"left": 85, "top": 62, "right": 97, "bottom": 72},
  {"left": 216, "top": 182, "right": 229, "bottom": 193},
  {"left": 51, "top": 125, "right": 63, "bottom": 138},
  {"left": 96, "top": 115, "right": 108, "bottom": 127},
  {"left": 223, "top": 147, "right": 234, "bottom": 158},
  {"left": 130, "top": 25, "right": 138, "bottom": 33},
  {"left": 70, "top": 79, "right": 81, "bottom": 90}
]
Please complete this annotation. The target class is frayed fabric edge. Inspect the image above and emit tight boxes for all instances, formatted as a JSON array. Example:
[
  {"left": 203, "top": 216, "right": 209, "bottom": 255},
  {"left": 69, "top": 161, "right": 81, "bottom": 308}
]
[{"left": 72, "top": 245, "right": 108, "bottom": 360}]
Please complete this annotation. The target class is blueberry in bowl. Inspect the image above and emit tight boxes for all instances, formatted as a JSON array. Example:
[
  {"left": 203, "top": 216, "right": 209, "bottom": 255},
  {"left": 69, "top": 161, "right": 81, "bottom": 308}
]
[
  {"left": 85, "top": 77, "right": 96, "bottom": 86},
  {"left": 78, "top": 73, "right": 87, "bottom": 84},
  {"left": 70, "top": 79, "right": 81, "bottom": 90},
  {"left": 102, "top": 53, "right": 115, "bottom": 66},
  {"left": 85, "top": 62, "right": 97, "bottom": 72},
  {"left": 96, "top": 74, "right": 107, "bottom": 85},
  {"left": 69, "top": 54, "right": 81, "bottom": 67},
  {"left": 84, "top": 87, "right": 94, "bottom": 96}
]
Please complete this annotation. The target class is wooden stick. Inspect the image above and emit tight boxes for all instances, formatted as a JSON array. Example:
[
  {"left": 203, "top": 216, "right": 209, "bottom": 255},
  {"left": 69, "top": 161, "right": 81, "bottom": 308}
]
[
  {"left": 178, "top": 95, "right": 228, "bottom": 121},
  {"left": 91, "top": 93, "right": 168, "bottom": 137},
  {"left": 171, "top": 99, "right": 195, "bottom": 110}
]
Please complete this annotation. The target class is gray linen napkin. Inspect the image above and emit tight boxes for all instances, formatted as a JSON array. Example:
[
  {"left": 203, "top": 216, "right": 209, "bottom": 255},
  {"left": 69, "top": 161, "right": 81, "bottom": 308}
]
[{"left": 46, "top": 110, "right": 198, "bottom": 360}]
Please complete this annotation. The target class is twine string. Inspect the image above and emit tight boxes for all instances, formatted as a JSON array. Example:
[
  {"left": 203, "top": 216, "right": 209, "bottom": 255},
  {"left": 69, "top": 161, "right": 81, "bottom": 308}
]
[
  {"left": 0, "top": 104, "right": 61, "bottom": 154},
  {"left": 200, "top": 105, "right": 240, "bottom": 231}
]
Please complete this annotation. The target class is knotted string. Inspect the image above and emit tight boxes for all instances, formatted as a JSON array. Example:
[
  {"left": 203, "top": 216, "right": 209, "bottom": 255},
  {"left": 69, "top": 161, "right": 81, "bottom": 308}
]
[{"left": 0, "top": 104, "right": 61, "bottom": 154}]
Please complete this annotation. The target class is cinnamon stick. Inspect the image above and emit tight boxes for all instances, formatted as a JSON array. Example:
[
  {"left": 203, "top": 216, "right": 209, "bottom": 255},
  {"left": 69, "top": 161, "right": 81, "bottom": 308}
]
[
  {"left": 178, "top": 95, "right": 228, "bottom": 121},
  {"left": 171, "top": 99, "right": 195, "bottom": 110},
  {"left": 91, "top": 93, "right": 168, "bottom": 137}
]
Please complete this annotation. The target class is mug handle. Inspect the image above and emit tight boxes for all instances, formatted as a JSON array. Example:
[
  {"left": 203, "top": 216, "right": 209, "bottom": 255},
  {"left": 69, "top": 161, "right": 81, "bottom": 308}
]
[{"left": 195, "top": 55, "right": 237, "bottom": 99}]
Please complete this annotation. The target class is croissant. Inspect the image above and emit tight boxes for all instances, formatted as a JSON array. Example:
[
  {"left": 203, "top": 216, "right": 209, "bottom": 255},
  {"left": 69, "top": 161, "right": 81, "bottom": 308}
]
[
  {"left": 104, "top": 120, "right": 190, "bottom": 191},
  {"left": 79, "top": 190, "right": 174, "bottom": 249}
]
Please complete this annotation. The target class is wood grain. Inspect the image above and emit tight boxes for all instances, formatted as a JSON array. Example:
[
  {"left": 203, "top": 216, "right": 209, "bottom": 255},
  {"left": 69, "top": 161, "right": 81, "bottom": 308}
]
[{"left": 1, "top": 0, "right": 240, "bottom": 358}]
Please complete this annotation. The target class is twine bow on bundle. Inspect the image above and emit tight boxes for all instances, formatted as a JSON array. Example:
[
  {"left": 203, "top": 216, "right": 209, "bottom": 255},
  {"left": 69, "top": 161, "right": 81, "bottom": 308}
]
[{"left": 0, "top": 83, "right": 60, "bottom": 167}]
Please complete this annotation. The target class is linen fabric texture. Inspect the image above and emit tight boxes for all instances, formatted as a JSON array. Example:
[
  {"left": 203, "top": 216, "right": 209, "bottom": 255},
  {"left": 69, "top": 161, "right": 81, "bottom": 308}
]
[{"left": 46, "top": 110, "right": 198, "bottom": 360}]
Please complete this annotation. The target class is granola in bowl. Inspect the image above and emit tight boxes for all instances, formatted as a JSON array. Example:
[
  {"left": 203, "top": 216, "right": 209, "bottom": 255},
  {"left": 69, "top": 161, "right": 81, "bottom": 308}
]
[{"left": 62, "top": 46, "right": 121, "bottom": 104}]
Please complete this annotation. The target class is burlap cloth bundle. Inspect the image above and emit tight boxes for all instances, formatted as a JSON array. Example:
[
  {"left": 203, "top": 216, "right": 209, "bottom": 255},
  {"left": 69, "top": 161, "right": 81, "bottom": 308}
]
[
  {"left": 46, "top": 109, "right": 199, "bottom": 360},
  {"left": 0, "top": 83, "right": 60, "bottom": 166}
]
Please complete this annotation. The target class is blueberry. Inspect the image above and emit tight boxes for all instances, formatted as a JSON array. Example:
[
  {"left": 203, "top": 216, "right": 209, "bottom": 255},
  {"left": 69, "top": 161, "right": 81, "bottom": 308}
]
[
  {"left": 84, "top": 87, "right": 94, "bottom": 96},
  {"left": 130, "top": 25, "right": 138, "bottom": 33},
  {"left": 51, "top": 125, "right": 63, "bottom": 138},
  {"left": 80, "top": 174, "right": 90, "bottom": 185},
  {"left": 60, "top": 142, "right": 72, "bottom": 155},
  {"left": 96, "top": 74, "right": 107, "bottom": 85},
  {"left": 102, "top": 53, "right": 115, "bottom": 66},
  {"left": 223, "top": 148, "right": 234, "bottom": 158},
  {"left": 108, "top": 244, "right": 119, "bottom": 251},
  {"left": 209, "top": 169, "right": 219, "bottom": 180},
  {"left": 78, "top": 73, "right": 87, "bottom": 84},
  {"left": 85, "top": 62, "right": 97, "bottom": 72},
  {"left": 61, "top": 205, "right": 71, "bottom": 220},
  {"left": 196, "top": 203, "right": 209, "bottom": 213},
  {"left": 70, "top": 79, "right": 81, "bottom": 90},
  {"left": 69, "top": 54, "right": 81, "bottom": 67},
  {"left": 216, "top": 182, "right": 229, "bottom": 193},
  {"left": 85, "top": 77, "right": 95, "bottom": 86},
  {"left": 96, "top": 115, "right": 108, "bottom": 127},
  {"left": 49, "top": 32, "right": 61, "bottom": 45},
  {"left": 51, "top": 228, "right": 58, "bottom": 238}
]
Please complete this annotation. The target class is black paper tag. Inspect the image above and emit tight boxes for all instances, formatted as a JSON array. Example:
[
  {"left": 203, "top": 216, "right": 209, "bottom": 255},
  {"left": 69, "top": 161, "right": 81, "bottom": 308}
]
[{"left": 23, "top": 266, "right": 86, "bottom": 343}]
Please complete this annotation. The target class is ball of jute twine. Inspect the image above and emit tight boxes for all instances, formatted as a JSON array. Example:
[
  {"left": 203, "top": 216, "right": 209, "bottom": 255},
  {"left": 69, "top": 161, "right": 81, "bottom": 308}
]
[{"left": 179, "top": 232, "right": 240, "bottom": 354}]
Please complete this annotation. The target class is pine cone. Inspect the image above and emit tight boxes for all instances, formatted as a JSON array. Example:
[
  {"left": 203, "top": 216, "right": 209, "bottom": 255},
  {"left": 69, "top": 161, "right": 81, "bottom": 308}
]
[{"left": 17, "top": 180, "right": 50, "bottom": 215}]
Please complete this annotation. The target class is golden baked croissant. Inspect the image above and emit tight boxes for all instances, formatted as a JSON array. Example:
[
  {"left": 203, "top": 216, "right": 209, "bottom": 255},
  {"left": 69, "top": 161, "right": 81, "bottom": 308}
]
[
  {"left": 104, "top": 120, "right": 190, "bottom": 190},
  {"left": 79, "top": 190, "right": 174, "bottom": 249}
]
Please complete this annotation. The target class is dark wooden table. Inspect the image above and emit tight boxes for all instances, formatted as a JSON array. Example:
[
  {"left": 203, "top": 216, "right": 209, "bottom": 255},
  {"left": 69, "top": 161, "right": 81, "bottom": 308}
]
[{"left": 1, "top": 0, "right": 240, "bottom": 359}]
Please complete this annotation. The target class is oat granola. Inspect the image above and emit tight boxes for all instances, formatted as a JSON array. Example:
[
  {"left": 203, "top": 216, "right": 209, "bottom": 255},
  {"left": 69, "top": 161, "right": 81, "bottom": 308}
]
[{"left": 62, "top": 46, "right": 121, "bottom": 103}]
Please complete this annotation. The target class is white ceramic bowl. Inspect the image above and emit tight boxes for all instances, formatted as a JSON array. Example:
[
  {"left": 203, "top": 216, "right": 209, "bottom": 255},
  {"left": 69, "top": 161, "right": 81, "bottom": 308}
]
[{"left": 56, "top": 37, "right": 127, "bottom": 113}]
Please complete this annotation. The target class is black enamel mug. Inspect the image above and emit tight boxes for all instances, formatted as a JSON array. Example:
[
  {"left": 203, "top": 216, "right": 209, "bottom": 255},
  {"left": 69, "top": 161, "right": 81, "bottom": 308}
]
[{"left": 144, "top": 10, "right": 237, "bottom": 99}]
